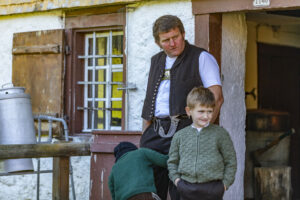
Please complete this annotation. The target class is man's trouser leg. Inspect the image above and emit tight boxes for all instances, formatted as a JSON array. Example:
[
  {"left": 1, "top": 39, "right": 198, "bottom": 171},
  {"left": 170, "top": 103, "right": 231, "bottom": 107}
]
[
  {"left": 153, "top": 166, "right": 169, "bottom": 200},
  {"left": 168, "top": 181, "right": 181, "bottom": 200}
]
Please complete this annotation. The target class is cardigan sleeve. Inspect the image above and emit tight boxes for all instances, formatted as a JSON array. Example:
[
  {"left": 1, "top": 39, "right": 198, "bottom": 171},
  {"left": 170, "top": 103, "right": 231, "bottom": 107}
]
[
  {"left": 141, "top": 148, "right": 168, "bottom": 167},
  {"left": 167, "top": 134, "right": 181, "bottom": 183}
]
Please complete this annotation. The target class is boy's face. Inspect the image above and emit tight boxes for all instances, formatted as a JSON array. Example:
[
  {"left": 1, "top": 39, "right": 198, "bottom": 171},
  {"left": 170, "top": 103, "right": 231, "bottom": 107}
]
[{"left": 185, "top": 104, "right": 214, "bottom": 128}]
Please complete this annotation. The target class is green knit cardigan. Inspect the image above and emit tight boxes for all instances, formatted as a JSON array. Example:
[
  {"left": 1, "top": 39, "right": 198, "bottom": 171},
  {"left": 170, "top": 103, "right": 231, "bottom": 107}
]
[{"left": 168, "top": 124, "right": 237, "bottom": 188}]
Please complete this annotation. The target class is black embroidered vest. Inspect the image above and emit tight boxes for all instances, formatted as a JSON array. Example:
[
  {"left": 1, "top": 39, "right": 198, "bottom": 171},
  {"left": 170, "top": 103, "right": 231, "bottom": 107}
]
[{"left": 142, "top": 42, "right": 205, "bottom": 120}]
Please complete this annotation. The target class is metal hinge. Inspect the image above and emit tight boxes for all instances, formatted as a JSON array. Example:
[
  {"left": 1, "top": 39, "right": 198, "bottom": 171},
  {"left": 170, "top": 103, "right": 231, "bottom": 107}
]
[{"left": 65, "top": 45, "right": 71, "bottom": 55}]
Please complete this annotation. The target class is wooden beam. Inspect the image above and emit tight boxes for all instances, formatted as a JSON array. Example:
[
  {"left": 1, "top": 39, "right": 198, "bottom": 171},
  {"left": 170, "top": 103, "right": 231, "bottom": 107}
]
[
  {"left": 12, "top": 45, "right": 61, "bottom": 55},
  {"left": 192, "top": 0, "right": 300, "bottom": 15},
  {"left": 53, "top": 157, "right": 69, "bottom": 200},
  {"left": 0, "top": 143, "right": 90, "bottom": 159}
]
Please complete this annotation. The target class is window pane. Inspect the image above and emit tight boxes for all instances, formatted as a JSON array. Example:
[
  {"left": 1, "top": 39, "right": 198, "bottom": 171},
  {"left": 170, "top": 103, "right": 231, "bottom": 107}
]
[
  {"left": 96, "top": 69, "right": 106, "bottom": 98},
  {"left": 96, "top": 37, "right": 107, "bottom": 55},
  {"left": 88, "top": 58, "right": 93, "bottom": 66},
  {"left": 96, "top": 37, "right": 107, "bottom": 66},
  {"left": 87, "top": 101, "right": 93, "bottom": 129},
  {"left": 96, "top": 58, "right": 107, "bottom": 66},
  {"left": 88, "top": 38, "right": 93, "bottom": 55},
  {"left": 111, "top": 101, "right": 122, "bottom": 127},
  {"left": 112, "top": 35, "right": 123, "bottom": 54},
  {"left": 112, "top": 35, "right": 123, "bottom": 65},
  {"left": 95, "top": 69, "right": 106, "bottom": 82},
  {"left": 112, "top": 57, "right": 123, "bottom": 65},
  {"left": 111, "top": 72, "right": 123, "bottom": 98},
  {"left": 88, "top": 38, "right": 94, "bottom": 66},
  {"left": 95, "top": 101, "right": 105, "bottom": 129},
  {"left": 88, "top": 70, "right": 93, "bottom": 98}
]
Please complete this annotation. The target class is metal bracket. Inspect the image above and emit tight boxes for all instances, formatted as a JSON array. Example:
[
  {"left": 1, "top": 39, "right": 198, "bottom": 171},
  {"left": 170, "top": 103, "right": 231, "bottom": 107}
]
[
  {"left": 77, "top": 107, "right": 122, "bottom": 111},
  {"left": 117, "top": 83, "right": 137, "bottom": 91}
]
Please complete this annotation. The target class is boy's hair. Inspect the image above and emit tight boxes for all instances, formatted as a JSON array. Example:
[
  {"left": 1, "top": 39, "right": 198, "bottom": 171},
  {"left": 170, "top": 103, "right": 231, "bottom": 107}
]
[
  {"left": 153, "top": 15, "right": 185, "bottom": 44},
  {"left": 186, "top": 86, "right": 215, "bottom": 109}
]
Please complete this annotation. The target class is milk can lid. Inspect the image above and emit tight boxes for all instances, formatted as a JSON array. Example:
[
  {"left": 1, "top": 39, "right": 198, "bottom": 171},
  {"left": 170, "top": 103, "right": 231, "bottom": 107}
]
[{"left": 0, "top": 83, "right": 25, "bottom": 95}]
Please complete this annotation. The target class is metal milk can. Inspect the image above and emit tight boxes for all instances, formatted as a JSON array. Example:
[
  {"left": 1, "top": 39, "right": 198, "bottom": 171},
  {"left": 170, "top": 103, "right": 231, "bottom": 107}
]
[{"left": 0, "top": 83, "right": 36, "bottom": 172}]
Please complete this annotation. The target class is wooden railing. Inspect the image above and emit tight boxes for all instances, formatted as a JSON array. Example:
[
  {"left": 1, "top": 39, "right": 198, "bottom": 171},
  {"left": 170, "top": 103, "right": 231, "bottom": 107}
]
[{"left": 0, "top": 142, "right": 91, "bottom": 200}]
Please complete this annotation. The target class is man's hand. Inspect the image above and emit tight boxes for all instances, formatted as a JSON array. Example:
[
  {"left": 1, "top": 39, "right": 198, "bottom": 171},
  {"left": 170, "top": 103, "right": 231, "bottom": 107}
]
[
  {"left": 142, "top": 120, "right": 152, "bottom": 133},
  {"left": 208, "top": 85, "right": 224, "bottom": 123},
  {"left": 174, "top": 178, "right": 180, "bottom": 187}
]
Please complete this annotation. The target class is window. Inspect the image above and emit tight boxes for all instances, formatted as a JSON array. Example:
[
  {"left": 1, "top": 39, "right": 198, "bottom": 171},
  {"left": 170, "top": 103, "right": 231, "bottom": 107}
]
[
  {"left": 77, "top": 31, "right": 124, "bottom": 131},
  {"left": 64, "top": 9, "right": 126, "bottom": 134}
]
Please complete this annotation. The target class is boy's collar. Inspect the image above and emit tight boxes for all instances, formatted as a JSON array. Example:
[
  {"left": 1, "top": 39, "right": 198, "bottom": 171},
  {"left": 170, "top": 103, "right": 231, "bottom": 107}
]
[{"left": 191, "top": 123, "right": 210, "bottom": 132}]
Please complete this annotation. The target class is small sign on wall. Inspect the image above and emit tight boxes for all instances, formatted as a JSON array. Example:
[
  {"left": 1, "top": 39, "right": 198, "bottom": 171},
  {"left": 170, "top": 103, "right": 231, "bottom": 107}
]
[{"left": 253, "top": 0, "right": 270, "bottom": 7}]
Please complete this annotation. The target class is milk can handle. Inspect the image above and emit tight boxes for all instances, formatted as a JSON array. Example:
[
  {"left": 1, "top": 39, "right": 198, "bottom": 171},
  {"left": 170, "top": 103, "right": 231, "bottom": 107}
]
[{"left": 1, "top": 83, "right": 14, "bottom": 89}]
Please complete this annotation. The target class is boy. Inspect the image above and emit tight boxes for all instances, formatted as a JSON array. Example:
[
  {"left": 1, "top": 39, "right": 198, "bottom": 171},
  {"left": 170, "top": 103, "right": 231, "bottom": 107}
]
[
  {"left": 168, "top": 87, "right": 237, "bottom": 200},
  {"left": 108, "top": 141, "right": 167, "bottom": 200}
]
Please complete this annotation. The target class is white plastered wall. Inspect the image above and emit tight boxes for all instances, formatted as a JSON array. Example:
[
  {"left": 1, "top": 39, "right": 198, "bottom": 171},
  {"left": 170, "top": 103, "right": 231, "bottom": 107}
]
[
  {"left": 0, "top": 12, "right": 90, "bottom": 200},
  {"left": 220, "top": 13, "right": 247, "bottom": 200}
]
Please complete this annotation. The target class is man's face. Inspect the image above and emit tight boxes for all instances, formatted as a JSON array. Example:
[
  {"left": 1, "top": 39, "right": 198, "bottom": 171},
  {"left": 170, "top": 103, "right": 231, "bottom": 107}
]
[{"left": 157, "top": 27, "right": 185, "bottom": 58}]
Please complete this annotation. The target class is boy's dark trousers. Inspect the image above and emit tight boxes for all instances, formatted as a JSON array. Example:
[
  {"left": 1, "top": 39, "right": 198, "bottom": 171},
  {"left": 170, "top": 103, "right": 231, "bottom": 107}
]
[
  {"left": 177, "top": 179, "right": 224, "bottom": 200},
  {"left": 140, "top": 117, "right": 192, "bottom": 200}
]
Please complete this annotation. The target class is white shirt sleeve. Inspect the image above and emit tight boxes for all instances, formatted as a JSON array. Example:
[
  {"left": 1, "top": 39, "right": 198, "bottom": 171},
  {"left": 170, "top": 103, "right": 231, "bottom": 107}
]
[{"left": 199, "top": 51, "right": 222, "bottom": 87}]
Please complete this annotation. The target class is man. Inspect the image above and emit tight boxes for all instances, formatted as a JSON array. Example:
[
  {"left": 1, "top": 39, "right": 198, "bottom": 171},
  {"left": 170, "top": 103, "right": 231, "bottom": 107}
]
[{"left": 140, "top": 15, "right": 224, "bottom": 200}]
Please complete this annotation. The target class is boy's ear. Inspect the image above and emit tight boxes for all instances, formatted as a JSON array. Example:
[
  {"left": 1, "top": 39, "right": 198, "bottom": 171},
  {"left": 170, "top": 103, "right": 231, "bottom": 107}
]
[{"left": 185, "top": 106, "right": 191, "bottom": 116}]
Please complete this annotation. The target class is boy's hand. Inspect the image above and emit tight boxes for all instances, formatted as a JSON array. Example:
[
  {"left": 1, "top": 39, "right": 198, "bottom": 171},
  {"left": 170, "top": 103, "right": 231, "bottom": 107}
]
[
  {"left": 174, "top": 178, "right": 180, "bottom": 187},
  {"left": 224, "top": 184, "right": 227, "bottom": 191}
]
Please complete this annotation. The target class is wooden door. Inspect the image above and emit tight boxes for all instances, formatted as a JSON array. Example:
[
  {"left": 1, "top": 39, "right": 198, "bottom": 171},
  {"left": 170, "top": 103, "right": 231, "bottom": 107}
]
[
  {"left": 258, "top": 43, "right": 300, "bottom": 199},
  {"left": 12, "top": 30, "right": 65, "bottom": 117}
]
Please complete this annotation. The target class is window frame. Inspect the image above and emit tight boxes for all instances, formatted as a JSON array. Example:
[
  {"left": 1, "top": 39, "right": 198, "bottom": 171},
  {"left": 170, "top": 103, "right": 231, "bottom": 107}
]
[{"left": 65, "top": 10, "right": 127, "bottom": 134}]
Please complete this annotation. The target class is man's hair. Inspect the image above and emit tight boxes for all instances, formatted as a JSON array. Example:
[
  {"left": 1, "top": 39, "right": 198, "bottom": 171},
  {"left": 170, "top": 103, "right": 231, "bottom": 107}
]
[
  {"left": 186, "top": 86, "right": 215, "bottom": 109},
  {"left": 153, "top": 15, "right": 185, "bottom": 43}
]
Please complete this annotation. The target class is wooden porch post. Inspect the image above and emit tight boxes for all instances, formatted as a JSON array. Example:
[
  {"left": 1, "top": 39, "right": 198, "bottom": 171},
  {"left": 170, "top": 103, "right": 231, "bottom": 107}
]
[
  {"left": 195, "top": 13, "right": 222, "bottom": 124},
  {"left": 52, "top": 157, "right": 70, "bottom": 200},
  {"left": 195, "top": 13, "right": 222, "bottom": 66}
]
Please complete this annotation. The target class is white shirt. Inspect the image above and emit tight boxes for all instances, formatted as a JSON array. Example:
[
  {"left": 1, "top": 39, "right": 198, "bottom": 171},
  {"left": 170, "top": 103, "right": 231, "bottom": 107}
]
[{"left": 155, "top": 51, "right": 221, "bottom": 117}]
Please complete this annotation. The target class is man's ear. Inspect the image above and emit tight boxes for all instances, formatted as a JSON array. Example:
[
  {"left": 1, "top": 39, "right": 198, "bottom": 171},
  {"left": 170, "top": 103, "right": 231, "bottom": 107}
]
[{"left": 185, "top": 106, "right": 191, "bottom": 116}]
